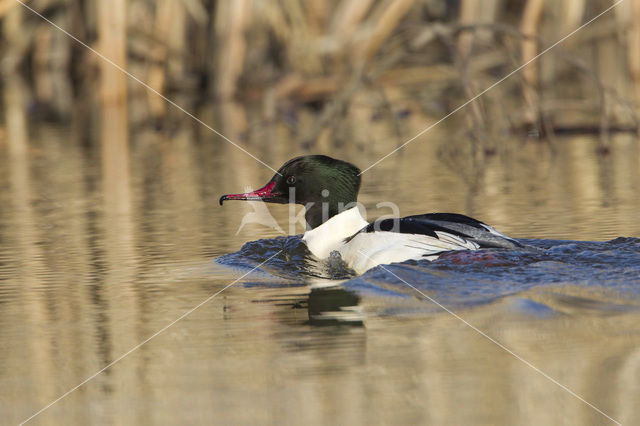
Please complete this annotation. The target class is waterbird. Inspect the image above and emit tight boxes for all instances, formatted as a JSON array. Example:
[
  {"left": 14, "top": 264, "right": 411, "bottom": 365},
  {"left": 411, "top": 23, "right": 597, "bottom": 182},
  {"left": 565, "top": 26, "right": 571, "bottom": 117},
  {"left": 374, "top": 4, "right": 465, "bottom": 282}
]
[{"left": 220, "top": 155, "right": 523, "bottom": 274}]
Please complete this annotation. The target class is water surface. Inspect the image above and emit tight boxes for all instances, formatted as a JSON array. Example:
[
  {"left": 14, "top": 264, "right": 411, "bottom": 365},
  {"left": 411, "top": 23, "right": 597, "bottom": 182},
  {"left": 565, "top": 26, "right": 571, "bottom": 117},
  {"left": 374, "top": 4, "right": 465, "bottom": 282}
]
[{"left": 1, "top": 120, "right": 639, "bottom": 425}]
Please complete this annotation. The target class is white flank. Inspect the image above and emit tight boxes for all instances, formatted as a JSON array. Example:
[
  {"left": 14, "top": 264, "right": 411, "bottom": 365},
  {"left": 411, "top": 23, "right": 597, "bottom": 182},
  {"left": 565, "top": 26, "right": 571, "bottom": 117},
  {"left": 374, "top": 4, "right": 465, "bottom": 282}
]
[
  {"left": 304, "top": 208, "right": 486, "bottom": 274},
  {"left": 339, "top": 231, "right": 479, "bottom": 274}
]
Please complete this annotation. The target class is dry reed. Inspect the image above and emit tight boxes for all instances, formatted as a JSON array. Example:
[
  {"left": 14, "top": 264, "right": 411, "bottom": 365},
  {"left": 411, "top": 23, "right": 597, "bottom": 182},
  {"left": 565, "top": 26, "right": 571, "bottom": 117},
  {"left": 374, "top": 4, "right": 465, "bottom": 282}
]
[{"left": 0, "top": 0, "right": 637, "bottom": 152}]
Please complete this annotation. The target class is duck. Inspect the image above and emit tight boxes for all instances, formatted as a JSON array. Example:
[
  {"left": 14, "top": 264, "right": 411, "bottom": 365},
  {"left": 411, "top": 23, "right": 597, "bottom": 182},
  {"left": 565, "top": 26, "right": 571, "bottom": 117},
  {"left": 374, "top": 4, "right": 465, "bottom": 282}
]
[{"left": 220, "top": 155, "right": 523, "bottom": 274}]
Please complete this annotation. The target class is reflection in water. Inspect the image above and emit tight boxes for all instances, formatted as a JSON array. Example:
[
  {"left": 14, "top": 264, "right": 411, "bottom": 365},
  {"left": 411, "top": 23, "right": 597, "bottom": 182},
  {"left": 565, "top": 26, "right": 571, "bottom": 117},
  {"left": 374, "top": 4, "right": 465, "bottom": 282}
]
[
  {"left": 3, "top": 72, "right": 56, "bottom": 420},
  {"left": 0, "top": 102, "right": 639, "bottom": 424},
  {"left": 308, "top": 287, "right": 362, "bottom": 326}
]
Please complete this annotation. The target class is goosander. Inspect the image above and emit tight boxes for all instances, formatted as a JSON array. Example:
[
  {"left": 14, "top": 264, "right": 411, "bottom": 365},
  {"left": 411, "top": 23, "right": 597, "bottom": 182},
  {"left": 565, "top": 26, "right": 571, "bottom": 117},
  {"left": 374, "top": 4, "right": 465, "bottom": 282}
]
[{"left": 220, "top": 155, "right": 522, "bottom": 274}]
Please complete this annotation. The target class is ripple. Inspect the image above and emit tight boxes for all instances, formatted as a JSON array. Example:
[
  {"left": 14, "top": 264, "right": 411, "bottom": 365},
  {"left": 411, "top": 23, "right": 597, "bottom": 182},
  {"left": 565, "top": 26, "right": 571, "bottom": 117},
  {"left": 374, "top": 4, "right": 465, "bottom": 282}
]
[{"left": 216, "top": 237, "right": 640, "bottom": 317}]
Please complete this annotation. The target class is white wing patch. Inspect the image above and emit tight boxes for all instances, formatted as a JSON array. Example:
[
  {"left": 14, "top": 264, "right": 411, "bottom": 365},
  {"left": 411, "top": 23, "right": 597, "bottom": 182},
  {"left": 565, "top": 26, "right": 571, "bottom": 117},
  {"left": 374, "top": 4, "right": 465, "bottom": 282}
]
[{"left": 339, "top": 231, "right": 479, "bottom": 274}]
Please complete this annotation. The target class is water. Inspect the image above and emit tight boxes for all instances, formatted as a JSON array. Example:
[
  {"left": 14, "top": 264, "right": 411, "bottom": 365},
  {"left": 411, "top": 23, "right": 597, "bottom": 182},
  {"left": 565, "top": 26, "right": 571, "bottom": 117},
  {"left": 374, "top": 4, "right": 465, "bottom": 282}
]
[
  {"left": 219, "top": 235, "right": 640, "bottom": 316},
  {"left": 1, "top": 119, "right": 639, "bottom": 425}
]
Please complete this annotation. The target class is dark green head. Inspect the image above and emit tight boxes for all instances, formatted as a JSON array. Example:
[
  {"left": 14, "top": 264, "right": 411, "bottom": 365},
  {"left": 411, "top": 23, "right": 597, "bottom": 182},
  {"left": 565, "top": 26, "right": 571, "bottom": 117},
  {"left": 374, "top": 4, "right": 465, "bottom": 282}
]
[{"left": 220, "top": 155, "right": 361, "bottom": 229}]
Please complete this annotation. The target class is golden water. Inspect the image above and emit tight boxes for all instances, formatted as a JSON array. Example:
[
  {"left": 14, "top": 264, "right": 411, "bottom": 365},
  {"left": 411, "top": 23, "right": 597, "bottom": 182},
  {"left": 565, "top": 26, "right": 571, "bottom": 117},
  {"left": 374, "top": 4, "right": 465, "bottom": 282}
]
[{"left": 1, "top": 111, "right": 639, "bottom": 425}]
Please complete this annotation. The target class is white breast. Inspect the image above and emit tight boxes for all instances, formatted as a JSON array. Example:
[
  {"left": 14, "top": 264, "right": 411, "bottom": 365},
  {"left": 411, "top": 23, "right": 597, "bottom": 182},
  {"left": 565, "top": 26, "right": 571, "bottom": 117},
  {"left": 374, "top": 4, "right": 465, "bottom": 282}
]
[{"left": 302, "top": 207, "right": 369, "bottom": 259}]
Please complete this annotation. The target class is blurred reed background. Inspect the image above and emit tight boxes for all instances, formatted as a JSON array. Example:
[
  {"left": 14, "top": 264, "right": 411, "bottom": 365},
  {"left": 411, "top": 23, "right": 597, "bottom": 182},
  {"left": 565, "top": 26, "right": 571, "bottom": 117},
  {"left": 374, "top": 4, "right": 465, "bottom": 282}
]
[
  {"left": 2, "top": 5, "right": 640, "bottom": 424},
  {"left": 1, "top": 0, "right": 639, "bottom": 159}
]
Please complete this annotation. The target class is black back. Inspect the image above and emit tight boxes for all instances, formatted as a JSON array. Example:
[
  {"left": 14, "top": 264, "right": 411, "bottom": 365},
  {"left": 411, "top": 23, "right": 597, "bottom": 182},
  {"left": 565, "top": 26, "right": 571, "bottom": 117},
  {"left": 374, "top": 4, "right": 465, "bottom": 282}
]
[{"left": 349, "top": 213, "right": 523, "bottom": 250}]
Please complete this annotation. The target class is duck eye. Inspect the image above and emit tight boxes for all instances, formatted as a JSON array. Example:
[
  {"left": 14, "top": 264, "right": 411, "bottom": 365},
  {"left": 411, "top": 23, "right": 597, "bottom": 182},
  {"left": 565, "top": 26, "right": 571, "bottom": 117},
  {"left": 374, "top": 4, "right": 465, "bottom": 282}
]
[{"left": 286, "top": 176, "right": 296, "bottom": 185}]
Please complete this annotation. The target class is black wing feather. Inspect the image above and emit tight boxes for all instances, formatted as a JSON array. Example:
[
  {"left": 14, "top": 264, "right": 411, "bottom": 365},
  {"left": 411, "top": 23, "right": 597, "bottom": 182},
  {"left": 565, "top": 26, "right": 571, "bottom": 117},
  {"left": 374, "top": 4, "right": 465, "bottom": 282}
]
[{"left": 348, "top": 213, "right": 523, "bottom": 250}]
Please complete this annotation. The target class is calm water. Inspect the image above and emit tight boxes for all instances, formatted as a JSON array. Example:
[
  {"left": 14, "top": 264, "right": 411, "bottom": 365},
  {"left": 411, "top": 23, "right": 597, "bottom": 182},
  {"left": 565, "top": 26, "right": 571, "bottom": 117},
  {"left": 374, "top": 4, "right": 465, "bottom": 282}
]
[{"left": 1, "top": 116, "right": 639, "bottom": 425}]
